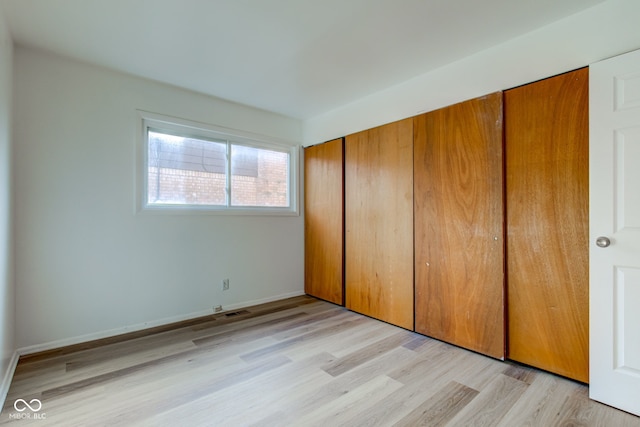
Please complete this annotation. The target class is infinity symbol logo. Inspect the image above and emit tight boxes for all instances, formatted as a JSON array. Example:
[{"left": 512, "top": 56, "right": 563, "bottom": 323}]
[{"left": 13, "top": 398, "right": 42, "bottom": 412}]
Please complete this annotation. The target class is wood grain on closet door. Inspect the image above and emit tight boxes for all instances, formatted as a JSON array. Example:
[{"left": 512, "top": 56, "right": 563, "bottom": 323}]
[
  {"left": 304, "top": 138, "right": 344, "bottom": 305},
  {"left": 414, "top": 92, "right": 505, "bottom": 358},
  {"left": 505, "top": 68, "right": 589, "bottom": 382},
  {"left": 345, "top": 118, "right": 414, "bottom": 330}
]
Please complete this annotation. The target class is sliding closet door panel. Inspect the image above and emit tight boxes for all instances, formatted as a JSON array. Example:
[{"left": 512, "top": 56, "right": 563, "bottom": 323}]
[
  {"left": 414, "top": 92, "right": 505, "bottom": 358},
  {"left": 304, "top": 138, "right": 344, "bottom": 305},
  {"left": 505, "top": 68, "right": 589, "bottom": 382},
  {"left": 345, "top": 119, "right": 414, "bottom": 330}
]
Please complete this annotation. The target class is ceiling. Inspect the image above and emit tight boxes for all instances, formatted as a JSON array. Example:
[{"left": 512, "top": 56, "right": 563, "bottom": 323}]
[{"left": 1, "top": 0, "right": 603, "bottom": 120}]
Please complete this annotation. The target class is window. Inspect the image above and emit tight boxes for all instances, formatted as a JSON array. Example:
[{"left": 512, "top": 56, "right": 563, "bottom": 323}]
[{"left": 138, "top": 112, "right": 298, "bottom": 214}]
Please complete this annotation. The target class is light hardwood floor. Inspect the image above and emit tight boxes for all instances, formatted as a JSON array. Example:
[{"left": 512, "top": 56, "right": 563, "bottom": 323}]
[{"left": 1, "top": 296, "right": 639, "bottom": 426}]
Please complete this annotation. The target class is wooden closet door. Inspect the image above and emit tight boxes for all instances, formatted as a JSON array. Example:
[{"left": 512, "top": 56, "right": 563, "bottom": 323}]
[
  {"left": 414, "top": 93, "right": 505, "bottom": 358},
  {"left": 345, "top": 119, "right": 414, "bottom": 329},
  {"left": 505, "top": 68, "right": 589, "bottom": 382},
  {"left": 304, "top": 138, "right": 344, "bottom": 305}
]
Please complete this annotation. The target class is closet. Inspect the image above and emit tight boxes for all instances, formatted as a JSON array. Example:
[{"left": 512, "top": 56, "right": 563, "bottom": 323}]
[
  {"left": 505, "top": 68, "right": 589, "bottom": 382},
  {"left": 345, "top": 118, "right": 414, "bottom": 330},
  {"left": 303, "top": 68, "right": 589, "bottom": 381},
  {"left": 304, "top": 138, "right": 344, "bottom": 305},
  {"left": 414, "top": 92, "right": 505, "bottom": 359}
]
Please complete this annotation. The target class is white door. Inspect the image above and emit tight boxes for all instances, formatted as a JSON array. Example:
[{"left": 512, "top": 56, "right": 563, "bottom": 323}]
[{"left": 590, "top": 48, "right": 640, "bottom": 416}]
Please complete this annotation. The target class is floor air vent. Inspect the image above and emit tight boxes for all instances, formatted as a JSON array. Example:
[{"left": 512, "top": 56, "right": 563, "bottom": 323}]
[{"left": 225, "top": 310, "right": 250, "bottom": 317}]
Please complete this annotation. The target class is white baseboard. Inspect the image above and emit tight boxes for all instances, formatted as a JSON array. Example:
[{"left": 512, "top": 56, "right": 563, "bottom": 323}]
[
  {"left": 0, "top": 350, "right": 20, "bottom": 410},
  {"left": 222, "top": 290, "right": 305, "bottom": 312},
  {"left": 17, "top": 290, "right": 306, "bottom": 356}
]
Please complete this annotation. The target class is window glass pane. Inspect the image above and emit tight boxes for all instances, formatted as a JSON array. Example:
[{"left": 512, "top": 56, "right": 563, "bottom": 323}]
[
  {"left": 147, "top": 130, "right": 227, "bottom": 205},
  {"left": 231, "top": 145, "right": 289, "bottom": 207}
]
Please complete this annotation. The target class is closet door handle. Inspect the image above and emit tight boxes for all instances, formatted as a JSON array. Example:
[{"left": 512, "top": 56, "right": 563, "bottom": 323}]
[{"left": 596, "top": 236, "right": 611, "bottom": 248}]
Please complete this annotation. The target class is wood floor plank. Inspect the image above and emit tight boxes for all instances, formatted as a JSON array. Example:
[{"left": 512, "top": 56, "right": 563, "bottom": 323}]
[
  {"left": 190, "top": 303, "right": 330, "bottom": 339},
  {"left": 322, "top": 330, "right": 416, "bottom": 377},
  {"left": 335, "top": 376, "right": 436, "bottom": 426},
  {"left": 142, "top": 352, "right": 337, "bottom": 427},
  {"left": 64, "top": 339, "right": 198, "bottom": 374},
  {"left": 388, "top": 339, "right": 469, "bottom": 385},
  {"left": 403, "top": 335, "right": 431, "bottom": 351},
  {"left": 552, "top": 385, "right": 640, "bottom": 427},
  {"left": 293, "top": 315, "right": 400, "bottom": 360},
  {"left": 292, "top": 375, "right": 404, "bottom": 427},
  {"left": 239, "top": 316, "right": 369, "bottom": 362},
  {"left": 453, "top": 352, "right": 510, "bottom": 391},
  {"left": 252, "top": 346, "right": 421, "bottom": 426},
  {"left": 393, "top": 381, "right": 479, "bottom": 427},
  {"left": 268, "top": 308, "right": 361, "bottom": 342},
  {"left": 502, "top": 362, "right": 538, "bottom": 385},
  {"left": 1, "top": 296, "right": 639, "bottom": 426},
  {"left": 81, "top": 355, "right": 292, "bottom": 426},
  {"left": 340, "top": 369, "right": 479, "bottom": 427},
  {"left": 444, "top": 374, "right": 529, "bottom": 426},
  {"left": 191, "top": 312, "right": 310, "bottom": 347},
  {"left": 496, "top": 373, "right": 578, "bottom": 427}
]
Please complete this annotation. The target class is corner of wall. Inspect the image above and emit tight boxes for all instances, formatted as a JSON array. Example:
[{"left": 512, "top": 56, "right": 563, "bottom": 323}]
[{"left": 0, "top": 4, "right": 16, "bottom": 410}]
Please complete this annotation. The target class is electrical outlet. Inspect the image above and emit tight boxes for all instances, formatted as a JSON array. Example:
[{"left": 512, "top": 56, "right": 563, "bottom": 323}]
[
  {"left": 214, "top": 305, "right": 223, "bottom": 313},
  {"left": 222, "top": 278, "right": 230, "bottom": 291}
]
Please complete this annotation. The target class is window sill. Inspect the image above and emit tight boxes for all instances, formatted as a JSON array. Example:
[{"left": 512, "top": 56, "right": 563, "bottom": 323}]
[{"left": 137, "top": 203, "right": 300, "bottom": 216}]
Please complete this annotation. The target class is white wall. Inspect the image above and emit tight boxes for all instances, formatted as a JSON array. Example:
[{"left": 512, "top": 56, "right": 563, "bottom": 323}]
[
  {"left": 13, "top": 48, "right": 304, "bottom": 351},
  {"left": 0, "top": 4, "right": 15, "bottom": 402},
  {"left": 304, "top": 0, "right": 640, "bottom": 144}
]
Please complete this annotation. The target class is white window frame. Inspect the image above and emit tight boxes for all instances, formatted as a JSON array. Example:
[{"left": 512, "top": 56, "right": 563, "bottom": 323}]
[{"left": 136, "top": 111, "right": 299, "bottom": 215}]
